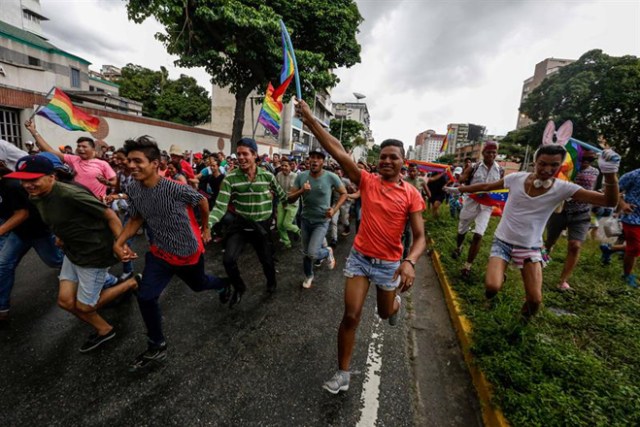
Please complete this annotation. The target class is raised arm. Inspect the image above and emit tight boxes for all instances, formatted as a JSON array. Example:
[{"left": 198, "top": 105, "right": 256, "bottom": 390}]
[
  {"left": 24, "top": 119, "right": 64, "bottom": 161},
  {"left": 295, "top": 99, "right": 361, "bottom": 185},
  {"left": 459, "top": 179, "right": 504, "bottom": 194},
  {"left": 572, "top": 149, "right": 620, "bottom": 207}
]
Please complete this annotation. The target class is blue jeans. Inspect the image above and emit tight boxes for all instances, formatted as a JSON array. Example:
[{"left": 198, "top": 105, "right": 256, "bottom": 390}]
[
  {"left": 0, "top": 232, "right": 64, "bottom": 311},
  {"left": 301, "top": 218, "right": 330, "bottom": 279}
]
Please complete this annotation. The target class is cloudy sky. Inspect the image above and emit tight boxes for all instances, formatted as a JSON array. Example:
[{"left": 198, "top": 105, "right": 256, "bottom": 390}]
[{"left": 41, "top": 0, "right": 639, "bottom": 146}]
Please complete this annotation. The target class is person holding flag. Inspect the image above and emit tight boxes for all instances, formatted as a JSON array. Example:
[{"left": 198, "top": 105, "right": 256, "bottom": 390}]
[
  {"left": 452, "top": 141, "right": 503, "bottom": 278},
  {"left": 457, "top": 143, "right": 621, "bottom": 321}
]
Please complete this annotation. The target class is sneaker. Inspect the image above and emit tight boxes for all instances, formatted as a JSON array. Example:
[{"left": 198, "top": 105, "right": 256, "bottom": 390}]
[
  {"left": 341, "top": 226, "right": 351, "bottom": 236},
  {"left": 326, "top": 247, "right": 336, "bottom": 270},
  {"left": 388, "top": 295, "right": 401, "bottom": 326},
  {"left": 624, "top": 274, "right": 638, "bottom": 288},
  {"left": 557, "top": 282, "right": 572, "bottom": 292},
  {"left": 323, "top": 371, "right": 350, "bottom": 394},
  {"left": 119, "top": 271, "right": 134, "bottom": 282},
  {"left": 600, "top": 244, "right": 612, "bottom": 265},
  {"left": 79, "top": 329, "right": 116, "bottom": 353},
  {"left": 128, "top": 343, "right": 168, "bottom": 372},
  {"left": 302, "top": 277, "right": 313, "bottom": 289}
]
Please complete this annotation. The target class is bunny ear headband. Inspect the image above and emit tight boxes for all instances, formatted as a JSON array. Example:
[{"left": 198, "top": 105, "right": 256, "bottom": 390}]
[{"left": 542, "top": 120, "right": 573, "bottom": 146}]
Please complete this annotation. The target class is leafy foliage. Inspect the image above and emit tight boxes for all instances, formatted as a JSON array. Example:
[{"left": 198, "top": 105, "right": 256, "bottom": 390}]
[
  {"left": 428, "top": 215, "right": 640, "bottom": 426},
  {"left": 520, "top": 49, "right": 640, "bottom": 172},
  {"left": 329, "top": 118, "right": 364, "bottom": 151},
  {"left": 117, "top": 64, "right": 211, "bottom": 126},
  {"left": 435, "top": 153, "right": 456, "bottom": 164},
  {"left": 127, "top": 0, "right": 363, "bottom": 145}
]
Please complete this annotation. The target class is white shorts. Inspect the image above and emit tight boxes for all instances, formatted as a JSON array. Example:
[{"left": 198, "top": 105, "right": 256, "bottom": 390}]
[
  {"left": 457, "top": 199, "right": 492, "bottom": 236},
  {"left": 58, "top": 256, "right": 108, "bottom": 306}
]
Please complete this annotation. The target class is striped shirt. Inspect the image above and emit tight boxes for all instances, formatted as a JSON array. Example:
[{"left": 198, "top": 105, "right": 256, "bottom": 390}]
[{"left": 209, "top": 166, "right": 287, "bottom": 226}]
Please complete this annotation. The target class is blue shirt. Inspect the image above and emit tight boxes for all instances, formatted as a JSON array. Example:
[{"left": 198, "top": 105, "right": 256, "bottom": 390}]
[{"left": 619, "top": 168, "right": 640, "bottom": 225}]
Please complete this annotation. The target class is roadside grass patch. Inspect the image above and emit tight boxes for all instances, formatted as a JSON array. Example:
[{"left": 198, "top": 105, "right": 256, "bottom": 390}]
[{"left": 428, "top": 215, "right": 640, "bottom": 426}]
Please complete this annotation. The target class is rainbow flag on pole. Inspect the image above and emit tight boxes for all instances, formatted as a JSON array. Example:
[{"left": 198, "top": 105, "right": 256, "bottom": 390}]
[
  {"left": 469, "top": 189, "right": 509, "bottom": 207},
  {"left": 440, "top": 126, "right": 454, "bottom": 153},
  {"left": 258, "top": 82, "right": 288, "bottom": 135},
  {"left": 37, "top": 88, "right": 99, "bottom": 132},
  {"left": 556, "top": 139, "right": 584, "bottom": 181}
]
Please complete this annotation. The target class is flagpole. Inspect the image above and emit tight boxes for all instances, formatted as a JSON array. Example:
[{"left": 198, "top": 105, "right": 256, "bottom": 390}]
[
  {"left": 280, "top": 20, "right": 302, "bottom": 100},
  {"left": 28, "top": 86, "right": 56, "bottom": 121},
  {"left": 568, "top": 137, "right": 602, "bottom": 153}
]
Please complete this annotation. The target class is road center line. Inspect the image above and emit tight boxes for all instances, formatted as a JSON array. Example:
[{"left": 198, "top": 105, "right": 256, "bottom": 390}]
[{"left": 356, "top": 316, "right": 383, "bottom": 427}]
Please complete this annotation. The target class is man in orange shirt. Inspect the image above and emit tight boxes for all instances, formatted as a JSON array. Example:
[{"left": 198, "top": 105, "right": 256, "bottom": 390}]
[{"left": 295, "top": 100, "right": 426, "bottom": 394}]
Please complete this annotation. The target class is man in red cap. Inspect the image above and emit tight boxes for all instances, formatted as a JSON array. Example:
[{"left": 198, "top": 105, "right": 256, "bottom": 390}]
[
  {"left": 6, "top": 155, "right": 138, "bottom": 352},
  {"left": 453, "top": 140, "right": 503, "bottom": 278}
]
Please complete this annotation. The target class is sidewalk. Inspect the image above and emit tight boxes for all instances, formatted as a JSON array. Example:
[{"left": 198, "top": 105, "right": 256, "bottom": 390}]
[{"left": 409, "top": 252, "right": 483, "bottom": 426}]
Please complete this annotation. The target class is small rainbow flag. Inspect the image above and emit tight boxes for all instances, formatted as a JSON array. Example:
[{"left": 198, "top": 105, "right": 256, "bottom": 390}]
[
  {"left": 37, "top": 88, "right": 100, "bottom": 132},
  {"left": 258, "top": 82, "right": 287, "bottom": 135},
  {"left": 280, "top": 28, "right": 295, "bottom": 87},
  {"left": 440, "top": 126, "right": 455, "bottom": 153},
  {"left": 468, "top": 189, "right": 509, "bottom": 207},
  {"left": 556, "top": 139, "right": 584, "bottom": 181}
]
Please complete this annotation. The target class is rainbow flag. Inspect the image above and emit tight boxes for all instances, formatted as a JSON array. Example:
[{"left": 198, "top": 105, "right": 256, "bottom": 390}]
[
  {"left": 280, "top": 27, "right": 295, "bottom": 87},
  {"left": 440, "top": 126, "right": 454, "bottom": 153},
  {"left": 407, "top": 160, "right": 455, "bottom": 182},
  {"left": 37, "top": 88, "right": 100, "bottom": 132},
  {"left": 556, "top": 139, "right": 584, "bottom": 181},
  {"left": 258, "top": 82, "right": 288, "bottom": 135},
  {"left": 469, "top": 189, "right": 509, "bottom": 207}
]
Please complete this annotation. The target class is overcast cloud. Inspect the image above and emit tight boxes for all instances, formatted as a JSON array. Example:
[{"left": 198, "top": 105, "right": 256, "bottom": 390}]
[{"left": 41, "top": 0, "right": 639, "bottom": 147}]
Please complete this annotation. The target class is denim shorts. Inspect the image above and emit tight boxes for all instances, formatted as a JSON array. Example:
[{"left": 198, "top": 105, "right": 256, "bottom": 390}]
[
  {"left": 489, "top": 238, "right": 544, "bottom": 269},
  {"left": 58, "top": 256, "right": 108, "bottom": 306},
  {"left": 343, "top": 248, "right": 401, "bottom": 290}
]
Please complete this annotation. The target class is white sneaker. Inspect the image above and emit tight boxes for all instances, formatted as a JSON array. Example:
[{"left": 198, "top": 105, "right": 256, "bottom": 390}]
[
  {"left": 326, "top": 247, "right": 336, "bottom": 270},
  {"left": 323, "top": 371, "right": 350, "bottom": 394},
  {"left": 302, "top": 277, "right": 313, "bottom": 289}
]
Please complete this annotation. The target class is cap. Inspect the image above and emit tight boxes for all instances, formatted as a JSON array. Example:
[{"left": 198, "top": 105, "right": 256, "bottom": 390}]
[
  {"left": 5, "top": 155, "right": 54, "bottom": 179},
  {"left": 308, "top": 148, "right": 326, "bottom": 158},
  {"left": 38, "top": 152, "right": 64, "bottom": 169},
  {"left": 194, "top": 153, "right": 203, "bottom": 159},
  {"left": 454, "top": 167, "right": 463, "bottom": 175},
  {"left": 236, "top": 137, "right": 258, "bottom": 153},
  {"left": 169, "top": 144, "right": 184, "bottom": 156}
]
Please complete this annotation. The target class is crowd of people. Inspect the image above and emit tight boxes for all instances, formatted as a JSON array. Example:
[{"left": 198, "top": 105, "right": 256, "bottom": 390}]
[{"left": 0, "top": 103, "right": 638, "bottom": 392}]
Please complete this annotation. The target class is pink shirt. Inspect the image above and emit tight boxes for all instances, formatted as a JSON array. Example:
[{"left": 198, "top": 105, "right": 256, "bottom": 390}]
[
  {"left": 63, "top": 154, "right": 116, "bottom": 198},
  {"left": 354, "top": 170, "right": 425, "bottom": 261}
]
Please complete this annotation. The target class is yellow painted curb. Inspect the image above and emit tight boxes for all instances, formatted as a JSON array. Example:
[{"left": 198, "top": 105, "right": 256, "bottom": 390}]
[{"left": 428, "top": 239, "right": 510, "bottom": 427}]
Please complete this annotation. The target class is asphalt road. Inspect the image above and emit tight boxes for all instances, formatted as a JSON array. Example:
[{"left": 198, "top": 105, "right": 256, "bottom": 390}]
[{"left": 1, "top": 231, "right": 481, "bottom": 426}]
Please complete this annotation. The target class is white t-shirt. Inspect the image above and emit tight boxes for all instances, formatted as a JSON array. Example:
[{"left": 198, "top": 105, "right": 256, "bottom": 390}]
[
  {"left": 495, "top": 172, "right": 581, "bottom": 248},
  {"left": 0, "top": 139, "right": 28, "bottom": 170}
]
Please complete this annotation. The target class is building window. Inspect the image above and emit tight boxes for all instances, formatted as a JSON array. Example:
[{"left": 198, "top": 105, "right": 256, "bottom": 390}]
[
  {"left": 28, "top": 56, "right": 41, "bottom": 67},
  {"left": 70, "top": 68, "right": 81, "bottom": 88},
  {"left": 89, "top": 85, "right": 95, "bottom": 92},
  {"left": 0, "top": 108, "right": 22, "bottom": 147}
]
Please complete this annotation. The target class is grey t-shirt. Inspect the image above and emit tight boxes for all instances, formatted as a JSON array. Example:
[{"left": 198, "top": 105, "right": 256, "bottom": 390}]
[{"left": 294, "top": 170, "right": 344, "bottom": 223}]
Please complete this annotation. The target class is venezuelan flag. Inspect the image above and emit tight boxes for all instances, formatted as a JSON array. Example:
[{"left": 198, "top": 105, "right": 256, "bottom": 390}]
[
  {"left": 468, "top": 189, "right": 509, "bottom": 207},
  {"left": 37, "top": 88, "right": 99, "bottom": 132}
]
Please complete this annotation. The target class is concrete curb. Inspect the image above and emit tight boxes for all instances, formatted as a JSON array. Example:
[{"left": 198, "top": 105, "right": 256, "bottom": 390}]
[{"left": 428, "top": 242, "right": 510, "bottom": 427}]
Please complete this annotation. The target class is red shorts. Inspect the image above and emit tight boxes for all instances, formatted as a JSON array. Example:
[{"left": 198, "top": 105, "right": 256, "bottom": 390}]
[{"left": 623, "top": 223, "right": 640, "bottom": 257}]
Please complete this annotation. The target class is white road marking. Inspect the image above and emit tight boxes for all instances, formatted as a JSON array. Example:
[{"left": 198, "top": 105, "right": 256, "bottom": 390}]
[{"left": 356, "top": 316, "right": 384, "bottom": 427}]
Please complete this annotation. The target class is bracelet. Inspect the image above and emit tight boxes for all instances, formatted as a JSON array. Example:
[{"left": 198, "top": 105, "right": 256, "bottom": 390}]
[{"left": 401, "top": 259, "right": 416, "bottom": 269}]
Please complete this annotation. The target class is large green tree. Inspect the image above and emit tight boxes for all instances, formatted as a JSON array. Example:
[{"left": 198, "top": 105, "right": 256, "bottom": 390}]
[
  {"left": 520, "top": 49, "right": 640, "bottom": 171},
  {"left": 329, "top": 118, "right": 364, "bottom": 151},
  {"left": 117, "top": 64, "right": 211, "bottom": 126},
  {"left": 126, "top": 0, "right": 362, "bottom": 148}
]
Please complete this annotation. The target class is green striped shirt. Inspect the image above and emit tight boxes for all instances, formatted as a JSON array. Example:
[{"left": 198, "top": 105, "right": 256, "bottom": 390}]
[{"left": 208, "top": 167, "right": 287, "bottom": 226}]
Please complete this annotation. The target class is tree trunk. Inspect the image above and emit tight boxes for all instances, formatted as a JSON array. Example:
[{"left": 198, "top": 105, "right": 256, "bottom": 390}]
[{"left": 231, "top": 89, "right": 251, "bottom": 152}]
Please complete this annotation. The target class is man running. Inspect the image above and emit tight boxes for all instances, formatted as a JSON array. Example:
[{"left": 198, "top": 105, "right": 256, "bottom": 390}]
[
  {"left": 295, "top": 100, "right": 426, "bottom": 394},
  {"left": 544, "top": 150, "right": 600, "bottom": 291},
  {"left": 457, "top": 144, "right": 620, "bottom": 320},
  {"left": 7, "top": 155, "right": 137, "bottom": 351},
  {"left": 288, "top": 148, "right": 347, "bottom": 288},
  {"left": 275, "top": 157, "right": 300, "bottom": 249},
  {"left": 113, "top": 136, "right": 231, "bottom": 371},
  {"left": 452, "top": 141, "right": 502, "bottom": 278},
  {"left": 208, "top": 138, "right": 287, "bottom": 307}
]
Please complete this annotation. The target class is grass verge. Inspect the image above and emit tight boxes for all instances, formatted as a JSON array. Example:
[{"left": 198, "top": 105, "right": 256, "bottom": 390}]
[{"left": 427, "top": 214, "right": 640, "bottom": 427}]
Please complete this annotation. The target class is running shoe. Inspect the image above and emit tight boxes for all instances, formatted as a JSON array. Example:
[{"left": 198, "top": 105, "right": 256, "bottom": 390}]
[
  {"left": 302, "top": 277, "right": 313, "bottom": 289},
  {"left": 388, "top": 295, "right": 402, "bottom": 326},
  {"left": 600, "top": 244, "right": 612, "bottom": 265},
  {"left": 323, "top": 371, "right": 350, "bottom": 394},
  {"left": 624, "top": 274, "right": 638, "bottom": 288},
  {"left": 79, "top": 329, "right": 116, "bottom": 353},
  {"left": 327, "top": 247, "right": 336, "bottom": 270},
  {"left": 128, "top": 343, "right": 168, "bottom": 372}
]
